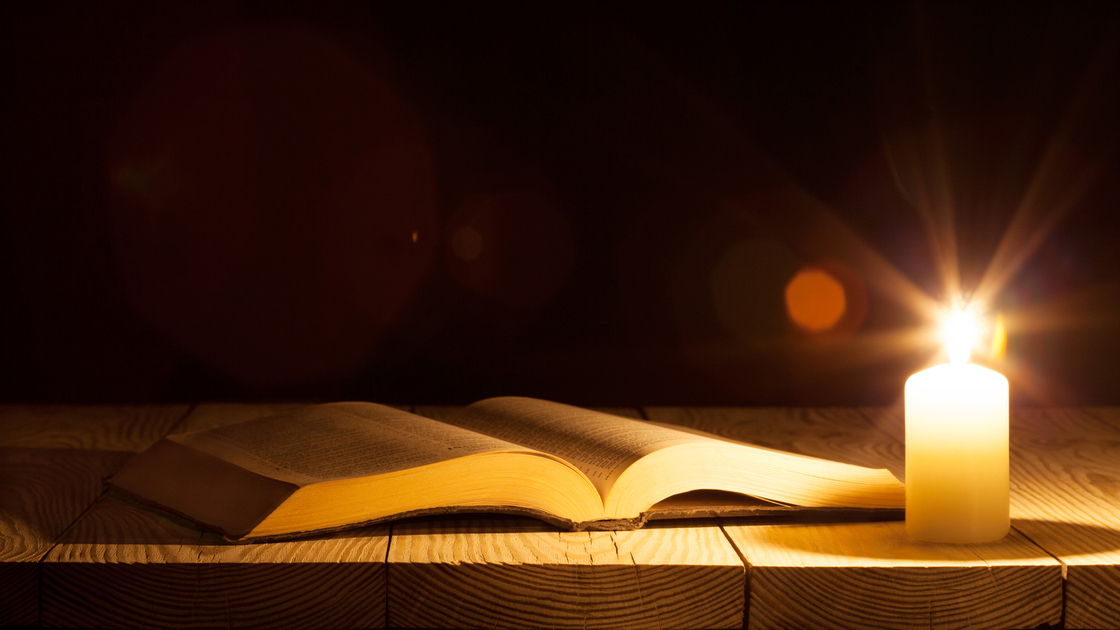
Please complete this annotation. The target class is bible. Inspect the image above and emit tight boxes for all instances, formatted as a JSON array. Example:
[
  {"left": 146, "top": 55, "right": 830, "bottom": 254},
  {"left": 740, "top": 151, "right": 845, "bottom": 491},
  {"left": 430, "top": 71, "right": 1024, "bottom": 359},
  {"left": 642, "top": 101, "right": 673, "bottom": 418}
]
[{"left": 109, "top": 397, "right": 905, "bottom": 540}]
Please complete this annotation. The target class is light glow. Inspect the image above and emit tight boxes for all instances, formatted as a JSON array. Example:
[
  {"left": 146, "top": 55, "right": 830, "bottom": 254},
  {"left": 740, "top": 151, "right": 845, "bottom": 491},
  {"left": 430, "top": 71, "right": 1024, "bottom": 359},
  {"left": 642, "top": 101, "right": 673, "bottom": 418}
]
[
  {"left": 905, "top": 363, "right": 1010, "bottom": 543},
  {"left": 989, "top": 314, "right": 1007, "bottom": 361},
  {"left": 785, "top": 268, "right": 847, "bottom": 332},
  {"left": 942, "top": 306, "right": 979, "bottom": 365}
]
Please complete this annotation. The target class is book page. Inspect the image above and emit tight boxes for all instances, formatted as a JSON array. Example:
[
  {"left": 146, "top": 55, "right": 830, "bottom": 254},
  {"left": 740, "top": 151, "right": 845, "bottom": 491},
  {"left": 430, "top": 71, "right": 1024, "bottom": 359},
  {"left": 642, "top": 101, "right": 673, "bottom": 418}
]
[
  {"left": 169, "top": 402, "right": 533, "bottom": 486},
  {"left": 445, "top": 397, "right": 702, "bottom": 498}
]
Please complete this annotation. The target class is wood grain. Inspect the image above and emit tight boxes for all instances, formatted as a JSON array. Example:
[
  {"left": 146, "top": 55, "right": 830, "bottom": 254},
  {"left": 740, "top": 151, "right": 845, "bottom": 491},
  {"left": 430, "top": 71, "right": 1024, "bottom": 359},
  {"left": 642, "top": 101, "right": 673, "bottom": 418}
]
[
  {"left": 15, "top": 403, "right": 1120, "bottom": 629},
  {"left": 727, "top": 521, "right": 1060, "bottom": 630},
  {"left": 0, "top": 405, "right": 188, "bottom": 627},
  {"left": 0, "top": 448, "right": 130, "bottom": 627},
  {"left": 0, "top": 404, "right": 190, "bottom": 451},
  {"left": 866, "top": 405, "right": 1120, "bottom": 629},
  {"left": 648, "top": 407, "right": 1062, "bottom": 630},
  {"left": 388, "top": 517, "right": 744, "bottom": 630},
  {"left": 392, "top": 405, "right": 743, "bottom": 630},
  {"left": 43, "top": 494, "right": 389, "bottom": 630},
  {"left": 41, "top": 403, "right": 391, "bottom": 629},
  {"left": 1006, "top": 407, "right": 1120, "bottom": 630}
]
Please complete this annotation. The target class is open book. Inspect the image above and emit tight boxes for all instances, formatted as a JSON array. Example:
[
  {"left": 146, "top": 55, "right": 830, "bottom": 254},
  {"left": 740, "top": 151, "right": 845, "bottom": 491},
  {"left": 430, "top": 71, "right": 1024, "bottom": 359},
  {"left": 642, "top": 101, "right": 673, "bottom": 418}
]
[{"left": 110, "top": 397, "right": 905, "bottom": 540}]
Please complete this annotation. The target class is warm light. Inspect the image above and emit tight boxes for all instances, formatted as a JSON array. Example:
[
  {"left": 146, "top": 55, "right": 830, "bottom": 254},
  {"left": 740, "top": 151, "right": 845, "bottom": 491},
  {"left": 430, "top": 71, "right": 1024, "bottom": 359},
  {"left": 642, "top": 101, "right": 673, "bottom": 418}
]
[
  {"left": 909, "top": 301, "right": 1009, "bottom": 542},
  {"left": 942, "top": 307, "right": 979, "bottom": 365},
  {"left": 905, "top": 364, "right": 1009, "bottom": 543},
  {"left": 785, "top": 268, "right": 847, "bottom": 332},
  {"left": 989, "top": 314, "right": 1007, "bottom": 360}
]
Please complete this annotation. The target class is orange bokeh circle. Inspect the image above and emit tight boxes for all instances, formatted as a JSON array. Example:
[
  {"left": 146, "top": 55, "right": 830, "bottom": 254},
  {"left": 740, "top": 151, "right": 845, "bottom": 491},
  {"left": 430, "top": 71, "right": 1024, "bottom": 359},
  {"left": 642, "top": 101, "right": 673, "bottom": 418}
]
[{"left": 785, "top": 268, "right": 847, "bottom": 332}]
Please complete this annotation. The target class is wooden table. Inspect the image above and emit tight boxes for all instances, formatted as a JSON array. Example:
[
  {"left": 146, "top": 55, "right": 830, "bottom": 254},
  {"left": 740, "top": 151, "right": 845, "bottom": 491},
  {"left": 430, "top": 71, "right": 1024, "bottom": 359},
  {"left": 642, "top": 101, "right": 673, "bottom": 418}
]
[{"left": 2, "top": 404, "right": 1118, "bottom": 629}]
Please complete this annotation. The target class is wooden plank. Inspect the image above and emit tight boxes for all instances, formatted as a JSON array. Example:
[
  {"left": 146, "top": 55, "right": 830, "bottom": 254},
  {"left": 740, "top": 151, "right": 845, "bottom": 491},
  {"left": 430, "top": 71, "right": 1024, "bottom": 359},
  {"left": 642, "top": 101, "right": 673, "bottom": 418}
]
[
  {"left": 388, "top": 517, "right": 744, "bottom": 630},
  {"left": 41, "top": 403, "right": 391, "bottom": 630},
  {"left": 388, "top": 405, "right": 744, "bottom": 630},
  {"left": 0, "top": 405, "right": 188, "bottom": 628},
  {"left": 647, "top": 407, "right": 1063, "bottom": 630},
  {"left": 20, "top": 402, "right": 1113, "bottom": 628},
  {"left": 43, "top": 494, "right": 389, "bottom": 629},
  {"left": 726, "top": 521, "right": 1060, "bottom": 630},
  {"left": 0, "top": 448, "right": 130, "bottom": 627},
  {"left": 1005, "top": 407, "right": 1120, "bottom": 630},
  {"left": 0, "top": 404, "right": 191, "bottom": 451},
  {"left": 864, "top": 405, "right": 1120, "bottom": 629}
]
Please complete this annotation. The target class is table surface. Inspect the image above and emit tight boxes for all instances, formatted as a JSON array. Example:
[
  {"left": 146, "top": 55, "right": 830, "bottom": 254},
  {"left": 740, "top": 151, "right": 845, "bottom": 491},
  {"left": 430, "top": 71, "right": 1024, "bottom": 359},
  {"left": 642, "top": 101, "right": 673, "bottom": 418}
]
[{"left": 1, "top": 403, "right": 1117, "bottom": 630}]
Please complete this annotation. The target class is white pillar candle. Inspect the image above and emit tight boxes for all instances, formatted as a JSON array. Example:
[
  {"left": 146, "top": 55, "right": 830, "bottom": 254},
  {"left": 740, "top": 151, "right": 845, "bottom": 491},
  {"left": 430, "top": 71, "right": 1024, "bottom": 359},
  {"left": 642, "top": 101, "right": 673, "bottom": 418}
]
[{"left": 905, "top": 310, "right": 1009, "bottom": 543}]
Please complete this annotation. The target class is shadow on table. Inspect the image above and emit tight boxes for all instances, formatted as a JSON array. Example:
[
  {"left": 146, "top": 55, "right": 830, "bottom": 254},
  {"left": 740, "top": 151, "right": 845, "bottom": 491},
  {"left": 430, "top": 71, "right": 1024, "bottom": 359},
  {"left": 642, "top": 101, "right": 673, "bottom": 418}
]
[
  {"left": 1009, "top": 517, "right": 1120, "bottom": 559},
  {"left": 56, "top": 487, "right": 1120, "bottom": 560},
  {"left": 60, "top": 490, "right": 396, "bottom": 546},
  {"left": 0, "top": 447, "right": 132, "bottom": 555},
  {"left": 63, "top": 500, "right": 735, "bottom": 546}
]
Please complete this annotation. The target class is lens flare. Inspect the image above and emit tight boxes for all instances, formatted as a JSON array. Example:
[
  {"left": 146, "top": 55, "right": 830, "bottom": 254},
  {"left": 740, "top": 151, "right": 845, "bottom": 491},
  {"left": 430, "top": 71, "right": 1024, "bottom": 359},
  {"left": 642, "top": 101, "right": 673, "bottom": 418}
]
[
  {"left": 445, "top": 192, "right": 574, "bottom": 308},
  {"left": 107, "top": 24, "right": 437, "bottom": 386},
  {"left": 785, "top": 268, "right": 847, "bottom": 332},
  {"left": 989, "top": 314, "right": 1007, "bottom": 361},
  {"left": 942, "top": 306, "right": 979, "bottom": 365}
]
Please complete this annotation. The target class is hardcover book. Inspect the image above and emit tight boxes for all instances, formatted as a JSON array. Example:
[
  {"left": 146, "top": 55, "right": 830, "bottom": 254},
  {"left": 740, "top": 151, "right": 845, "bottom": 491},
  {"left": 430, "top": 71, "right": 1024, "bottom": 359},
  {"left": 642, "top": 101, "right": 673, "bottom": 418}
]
[{"left": 110, "top": 397, "right": 905, "bottom": 540}]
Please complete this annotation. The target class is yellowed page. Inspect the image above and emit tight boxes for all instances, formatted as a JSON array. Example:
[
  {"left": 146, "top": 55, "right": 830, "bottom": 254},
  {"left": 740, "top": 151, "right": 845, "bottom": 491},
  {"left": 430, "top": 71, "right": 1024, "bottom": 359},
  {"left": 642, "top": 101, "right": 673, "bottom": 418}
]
[
  {"left": 170, "top": 402, "right": 532, "bottom": 486},
  {"left": 445, "top": 397, "right": 701, "bottom": 498}
]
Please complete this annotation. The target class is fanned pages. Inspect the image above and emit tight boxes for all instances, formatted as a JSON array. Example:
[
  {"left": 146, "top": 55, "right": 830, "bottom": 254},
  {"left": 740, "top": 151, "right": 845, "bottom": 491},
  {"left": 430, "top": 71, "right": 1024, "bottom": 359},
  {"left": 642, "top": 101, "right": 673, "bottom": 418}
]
[{"left": 110, "top": 397, "right": 905, "bottom": 540}]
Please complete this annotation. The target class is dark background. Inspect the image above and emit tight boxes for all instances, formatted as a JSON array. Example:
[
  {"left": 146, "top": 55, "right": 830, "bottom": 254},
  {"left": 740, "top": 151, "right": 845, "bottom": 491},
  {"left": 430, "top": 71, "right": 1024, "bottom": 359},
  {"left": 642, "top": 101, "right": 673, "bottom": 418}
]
[{"left": 4, "top": 1, "right": 1120, "bottom": 407}]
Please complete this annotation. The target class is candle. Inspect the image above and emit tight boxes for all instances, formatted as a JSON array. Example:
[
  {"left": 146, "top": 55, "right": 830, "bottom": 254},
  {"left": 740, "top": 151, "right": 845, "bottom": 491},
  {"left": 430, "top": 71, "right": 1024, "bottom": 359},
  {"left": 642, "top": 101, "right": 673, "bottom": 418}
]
[{"left": 905, "top": 308, "right": 1009, "bottom": 543}]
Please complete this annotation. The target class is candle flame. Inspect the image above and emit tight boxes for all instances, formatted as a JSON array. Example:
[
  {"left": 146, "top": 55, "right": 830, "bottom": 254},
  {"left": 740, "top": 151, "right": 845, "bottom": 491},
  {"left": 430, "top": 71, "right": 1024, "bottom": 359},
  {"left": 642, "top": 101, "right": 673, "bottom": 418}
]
[
  {"left": 943, "top": 307, "right": 979, "bottom": 365},
  {"left": 989, "top": 314, "right": 1007, "bottom": 361}
]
